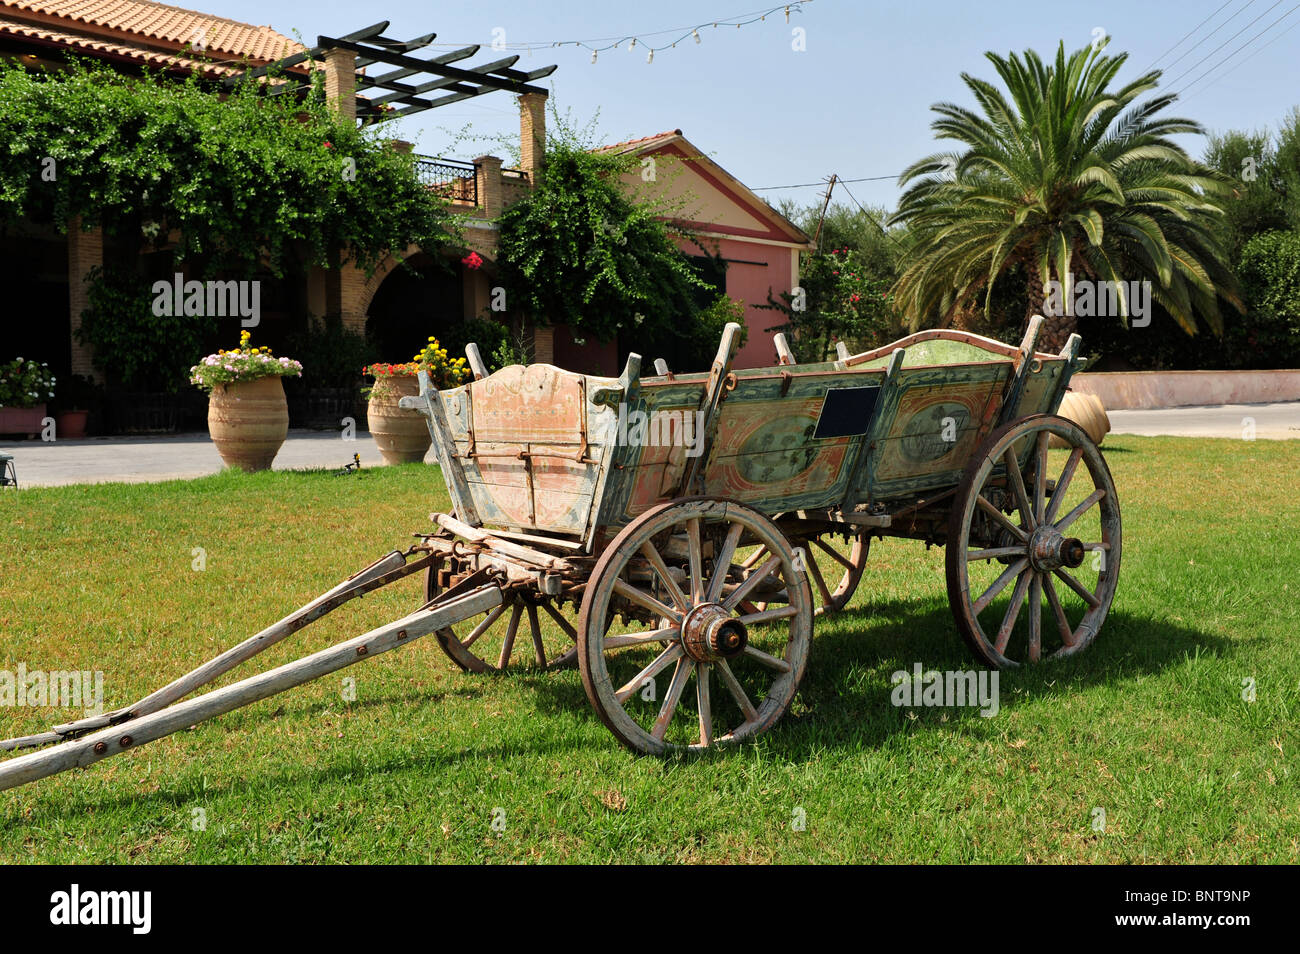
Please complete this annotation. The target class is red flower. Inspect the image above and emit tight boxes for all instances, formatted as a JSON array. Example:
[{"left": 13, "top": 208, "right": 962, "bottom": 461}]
[
  {"left": 324, "top": 141, "right": 333, "bottom": 149},
  {"left": 461, "top": 251, "right": 484, "bottom": 270}
]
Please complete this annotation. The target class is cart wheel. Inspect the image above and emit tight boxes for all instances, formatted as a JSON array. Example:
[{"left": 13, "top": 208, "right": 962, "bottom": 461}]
[
  {"left": 578, "top": 497, "right": 813, "bottom": 755},
  {"left": 424, "top": 562, "right": 578, "bottom": 673},
  {"left": 946, "top": 414, "right": 1121, "bottom": 669}
]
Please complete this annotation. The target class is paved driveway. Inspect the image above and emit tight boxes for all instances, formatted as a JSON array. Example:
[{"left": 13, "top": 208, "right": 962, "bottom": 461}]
[
  {"left": 0, "top": 430, "right": 425, "bottom": 488},
  {"left": 1108, "top": 402, "right": 1300, "bottom": 440},
  {"left": 3, "top": 403, "right": 1297, "bottom": 489}
]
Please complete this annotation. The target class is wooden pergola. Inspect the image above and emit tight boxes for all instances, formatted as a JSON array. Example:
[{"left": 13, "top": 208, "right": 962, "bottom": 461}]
[{"left": 225, "top": 21, "right": 557, "bottom": 122}]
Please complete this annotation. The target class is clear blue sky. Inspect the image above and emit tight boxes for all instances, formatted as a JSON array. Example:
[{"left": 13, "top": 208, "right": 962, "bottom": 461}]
[{"left": 215, "top": 0, "right": 1299, "bottom": 213}]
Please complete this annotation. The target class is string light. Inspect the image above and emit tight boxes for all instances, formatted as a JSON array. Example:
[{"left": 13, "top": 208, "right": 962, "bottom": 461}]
[{"left": 425, "top": 2, "right": 812, "bottom": 63}]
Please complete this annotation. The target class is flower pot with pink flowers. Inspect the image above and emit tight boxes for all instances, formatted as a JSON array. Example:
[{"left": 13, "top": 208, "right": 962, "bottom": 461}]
[{"left": 191, "top": 331, "right": 303, "bottom": 472}]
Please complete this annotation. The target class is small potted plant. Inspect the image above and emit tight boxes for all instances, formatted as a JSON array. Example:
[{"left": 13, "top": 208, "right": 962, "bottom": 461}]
[
  {"left": 191, "top": 330, "right": 303, "bottom": 472},
  {"left": 0, "top": 357, "right": 56, "bottom": 437},
  {"left": 363, "top": 337, "right": 467, "bottom": 465},
  {"left": 50, "top": 373, "right": 102, "bottom": 439}
]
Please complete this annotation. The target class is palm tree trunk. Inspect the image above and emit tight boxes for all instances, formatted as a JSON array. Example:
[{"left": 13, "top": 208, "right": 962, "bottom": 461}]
[{"left": 1027, "top": 289, "right": 1075, "bottom": 353}]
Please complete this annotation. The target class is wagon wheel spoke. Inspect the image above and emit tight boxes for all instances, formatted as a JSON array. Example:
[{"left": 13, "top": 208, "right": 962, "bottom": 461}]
[
  {"left": 723, "top": 553, "right": 781, "bottom": 610},
  {"left": 973, "top": 558, "right": 1028, "bottom": 615},
  {"left": 686, "top": 517, "right": 704, "bottom": 603},
  {"left": 497, "top": 603, "right": 524, "bottom": 670},
  {"left": 1044, "top": 447, "right": 1084, "bottom": 525},
  {"left": 813, "top": 537, "right": 856, "bottom": 572},
  {"left": 603, "top": 626, "right": 678, "bottom": 650},
  {"left": 1033, "top": 431, "right": 1048, "bottom": 525},
  {"left": 651, "top": 657, "right": 695, "bottom": 742},
  {"left": 1003, "top": 446, "right": 1035, "bottom": 530},
  {"left": 714, "top": 658, "right": 758, "bottom": 723},
  {"left": 461, "top": 602, "right": 509, "bottom": 649},
  {"left": 1043, "top": 575, "right": 1075, "bottom": 646},
  {"left": 527, "top": 603, "right": 547, "bottom": 668},
  {"left": 994, "top": 568, "right": 1032, "bottom": 654},
  {"left": 976, "top": 494, "right": 1029, "bottom": 542},
  {"left": 805, "top": 550, "right": 835, "bottom": 612},
  {"left": 705, "top": 523, "right": 745, "bottom": 603},
  {"left": 615, "top": 644, "right": 684, "bottom": 704},
  {"left": 613, "top": 578, "right": 683, "bottom": 623},
  {"left": 742, "top": 644, "right": 792, "bottom": 673},
  {"left": 639, "top": 541, "right": 689, "bottom": 612},
  {"left": 697, "top": 663, "right": 713, "bottom": 747},
  {"left": 1027, "top": 573, "right": 1043, "bottom": 663},
  {"left": 1053, "top": 567, "right": 1100, "bottom": 608},
  {"left": 540, "top": 599, "right": 578, "bottom": 643},
  {"left": 736, "top": 604, "right": 800, "bottom": 626},
  {"left": 967, "top": 546, "right": 1026, "bottom": 562},
  {"left": 1055, "top": 488, "right": 1105, "bottom": 533},
  {"left": 740, "top": 544, "right": 769, "bottom": 570}
]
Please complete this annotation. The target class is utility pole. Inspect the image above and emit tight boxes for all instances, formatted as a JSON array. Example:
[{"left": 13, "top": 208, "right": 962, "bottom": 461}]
[{"left": 812, "top": 174, "right": 837, "bottom": 250}]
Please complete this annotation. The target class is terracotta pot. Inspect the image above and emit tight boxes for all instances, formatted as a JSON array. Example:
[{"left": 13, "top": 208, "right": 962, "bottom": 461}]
[
  {"left": 1052, "top": 391, "right": 1110, "bottom": 447},
  {"left": 367, "top": 375, "right": 431, "bottom": 465},
  {"left": 55, "top": 409, "right": 89, "bottom": 439},
  {"left": 208, "top": 376, "right": 289, "bottom": 472}
]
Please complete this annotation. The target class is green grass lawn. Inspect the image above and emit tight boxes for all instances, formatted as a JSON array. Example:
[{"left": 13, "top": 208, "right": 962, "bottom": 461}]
[{"left": 1, "top": 434, "right": 1297, "bottom": 863}]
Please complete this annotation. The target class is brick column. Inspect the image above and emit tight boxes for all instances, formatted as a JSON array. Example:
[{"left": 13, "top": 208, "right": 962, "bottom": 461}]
[
  {"left": 67, "top": 217, "right": 102, "bottom": 381},
  {"left": 322, "top": 48, "right": 356, "bottom": 122},
  {"left": 337, "top": 261, "right": 369, "bottom": 334},
  {"left": 474, "top": 155, "right": 504, "bottom": 218},
  {"left": 519, "top": 92, "right": 546, "bottom": 180},
  {"left": 531, "top": 325, "right": 554, "bottom": 365}
]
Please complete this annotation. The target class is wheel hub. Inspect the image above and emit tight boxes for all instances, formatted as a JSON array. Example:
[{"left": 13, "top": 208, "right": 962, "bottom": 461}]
[
  {"left": 680, "top": 603, "right": 748, "bottom": 662},
  {"left": 1028, "top": 525, "right": 1085, "bottom": 572}
]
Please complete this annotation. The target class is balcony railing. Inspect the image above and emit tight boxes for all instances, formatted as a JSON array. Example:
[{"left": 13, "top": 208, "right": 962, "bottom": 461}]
[
  {"left": 414, "top": 157, "right": 531, "bottom": 209},
  {"left": 415, "top": 157, "right": 477, "bottom": 205}
]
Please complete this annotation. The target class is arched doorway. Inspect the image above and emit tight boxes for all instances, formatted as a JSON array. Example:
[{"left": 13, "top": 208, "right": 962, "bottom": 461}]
[{"left": 365, "top": 252, "right": 464, "bottom": 361}]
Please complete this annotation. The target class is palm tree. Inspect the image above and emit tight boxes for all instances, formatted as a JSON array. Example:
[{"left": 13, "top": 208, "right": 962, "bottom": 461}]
[{"left": 889, "top": 41, "right": 1243, "bottom": 351}]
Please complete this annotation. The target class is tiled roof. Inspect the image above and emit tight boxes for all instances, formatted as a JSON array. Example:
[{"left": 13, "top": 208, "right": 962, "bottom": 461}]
[
  {"left": 0, "top": 0, "right": 302, "bottom": 67},
  {"left": 598, "top": 129, "right": 682, "bottom": 154}
]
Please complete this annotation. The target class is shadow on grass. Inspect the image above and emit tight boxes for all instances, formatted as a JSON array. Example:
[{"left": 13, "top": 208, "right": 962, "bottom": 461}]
[
  {"left": 0, "top": 599, "right": 1231, "bottom": 818},
  {"left": 758, "top": 598, "right": 1231, "bottom": 752},
  {"left": 520, "top": 596, "right": 1234, "bottom": 757}
]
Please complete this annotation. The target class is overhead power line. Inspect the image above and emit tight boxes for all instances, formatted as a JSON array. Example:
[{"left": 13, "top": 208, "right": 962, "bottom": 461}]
[
  {"left": 1174, "top": 2, "right": 1300, "bottom": 95},
  {"left": 1164, "top": 0, "right": 1286, "bottom": 87},
  {"left": 1144, "top": 0, "right": 1243, "bottom": 71}
]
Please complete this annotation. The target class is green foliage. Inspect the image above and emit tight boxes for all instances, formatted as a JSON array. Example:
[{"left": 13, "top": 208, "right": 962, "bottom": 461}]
[
  {"left": 283, "top": 315, "right": 376, "bottom": 390},
  {"left": 0, "top": 60, "right": 458, "bottom": 277},
  {"left": 0, "top": 356, "right": 55, "bottom": 408},
  {"left": 76, "top": 265, "right": 214, "bottom": 393},
  {"left": 1237, "top": 230, "right": 1300, "bottom": 365},
  {"left": 766, "top": 201, "right": 902, "bottom": 360},
  {"left": 765, "top": 245, "right": 901, "bottom": 362},
  {"left": 50, "top": 373, "right": 101, "bottom": 412},
  {"left": 684, "top": 295, "right": 749, "bottom": 367},
  {"left": 440, "top": 317, "right": 512, "bottom": 371},
  {"left": 490, "top": 326, "right": 534, "bottom": 370},
  {"left": 495, "top": 120, "right": 709, "bottom": 342},
  {"left": 890, "top": 40, "right": 1243, "bottom": 346}
]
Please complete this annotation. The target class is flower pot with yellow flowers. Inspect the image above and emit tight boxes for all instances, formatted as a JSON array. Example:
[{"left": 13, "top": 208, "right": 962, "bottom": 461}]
[
  {"left": 191, "top": 331, "right": 303, "bottom": 472},
  {"left": 364, "top": 337, "right": 467, "bottom": 466}
]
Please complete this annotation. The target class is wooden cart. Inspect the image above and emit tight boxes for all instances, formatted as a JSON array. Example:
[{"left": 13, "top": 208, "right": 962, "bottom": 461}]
[{"left": 0, "top": 316, "right": 1119, "bottom": 787}]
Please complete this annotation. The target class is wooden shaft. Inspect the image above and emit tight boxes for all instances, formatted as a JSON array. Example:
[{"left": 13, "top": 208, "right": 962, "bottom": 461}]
[
  {"left": 2, "top": 551, "right": 416, "bottom": 753},
  {"left": 0, "top": 586, "right": 502, "bottom": 793}
]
